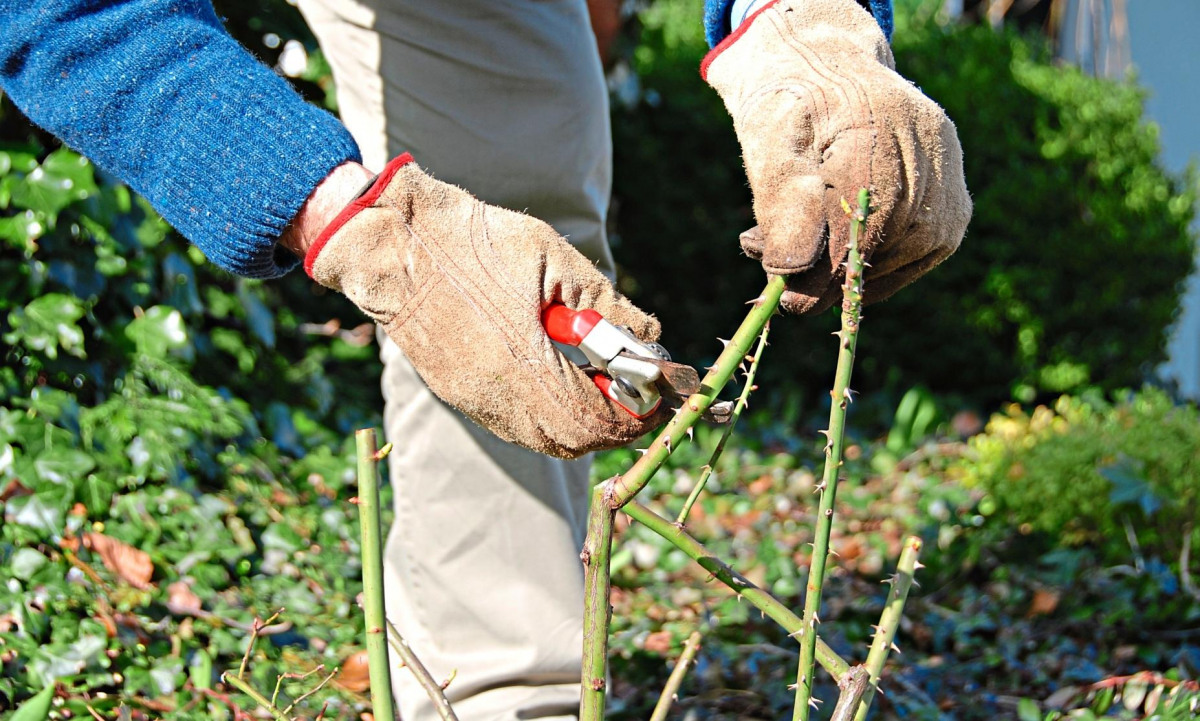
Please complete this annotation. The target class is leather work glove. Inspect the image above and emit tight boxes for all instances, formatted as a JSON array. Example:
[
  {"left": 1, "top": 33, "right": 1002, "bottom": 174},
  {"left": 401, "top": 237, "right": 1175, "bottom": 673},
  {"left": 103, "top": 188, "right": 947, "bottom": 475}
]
[
  {"left": 304, "top": 154, "right": 665, "bottom": 459},
  {"left": 702, "top": 0, "right": 971, "bottom": 314}
]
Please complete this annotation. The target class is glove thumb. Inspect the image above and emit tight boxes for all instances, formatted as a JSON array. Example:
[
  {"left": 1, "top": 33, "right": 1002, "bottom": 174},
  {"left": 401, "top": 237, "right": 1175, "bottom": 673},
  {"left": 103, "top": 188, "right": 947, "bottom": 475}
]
[{"left": 751, "top": 173, "right": 828, "bottom": 276}]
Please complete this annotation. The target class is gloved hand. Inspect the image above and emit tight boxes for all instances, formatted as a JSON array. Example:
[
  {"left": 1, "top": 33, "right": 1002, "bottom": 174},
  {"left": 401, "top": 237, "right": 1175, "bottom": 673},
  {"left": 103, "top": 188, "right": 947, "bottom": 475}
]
[
  {"left": 702, "top": 0, "right": 971, "bottom": 314},
  {"left": 303, "top": 154, "right": 665, "bottom": 459}
]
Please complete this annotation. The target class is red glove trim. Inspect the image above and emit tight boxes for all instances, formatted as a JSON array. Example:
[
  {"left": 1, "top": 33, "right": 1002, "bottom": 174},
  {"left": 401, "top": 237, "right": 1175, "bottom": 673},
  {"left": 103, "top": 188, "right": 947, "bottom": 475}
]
[
  {"left": 304, "top": 152, "right": 417, "bottom": 278},
  {"left": 700, "top": 0, "right": 779, "bottom": 81}
]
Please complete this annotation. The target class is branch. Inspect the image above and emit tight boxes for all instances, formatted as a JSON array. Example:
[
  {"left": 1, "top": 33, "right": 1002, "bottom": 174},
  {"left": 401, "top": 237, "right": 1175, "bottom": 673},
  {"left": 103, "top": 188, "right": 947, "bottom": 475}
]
[
  {"left": 676, "top": 323, "right": 771, "bottom": 524},
  {"left": 831, "top": 667, "right": 871, "bottom": 721},
  {"left": 355, "top": 429, "right": 396, "bottom": 721},
  {"left": 854, "top": 536, "right": 923, "bottom": 721},
  {"left": 794, "top": 189, "right": 870, "bottom": 720},
  {"left": 649, "top": 631, "right": 703, "bottom": 721},
  {"left": 623, "top": 501, "right": 849, "bottom": 680},
  {"left": 222, "top": 672, "right": 292, "bottom": 721},
  {"left": 606, "top": 276, "right": 787, "bottom": 508},
  {"left": 580, "top": 485, "right": 617, "bottom": 721},
  {"left": 385, "top": 621, "right": 460, "bottom": 721}
]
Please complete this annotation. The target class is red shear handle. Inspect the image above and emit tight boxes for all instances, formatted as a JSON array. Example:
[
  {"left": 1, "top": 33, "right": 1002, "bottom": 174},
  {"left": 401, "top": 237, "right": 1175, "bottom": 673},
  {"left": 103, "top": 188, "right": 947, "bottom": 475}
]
[{"left": 542, "top": 303, "right": 603, "bottom": 346}]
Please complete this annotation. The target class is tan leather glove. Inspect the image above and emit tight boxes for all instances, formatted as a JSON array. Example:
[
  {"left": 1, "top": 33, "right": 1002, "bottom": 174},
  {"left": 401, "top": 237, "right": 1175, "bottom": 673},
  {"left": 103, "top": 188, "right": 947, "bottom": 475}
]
[
  {"left": 703, "top": 0, "right": 971, "bottom": 314},
  {"left": 305, "top": 154, "right": 665, "bottom": 459}
]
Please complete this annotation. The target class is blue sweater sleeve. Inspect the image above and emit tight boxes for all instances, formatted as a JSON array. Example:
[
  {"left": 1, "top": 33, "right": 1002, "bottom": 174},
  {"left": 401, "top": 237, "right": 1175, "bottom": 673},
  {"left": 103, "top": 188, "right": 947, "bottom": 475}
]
[
  {"left": 0, "top": 0, "right": 362, "bottom": 279},
  {"left": 704, "top": 0, "right": 894, "bottom": 48}
]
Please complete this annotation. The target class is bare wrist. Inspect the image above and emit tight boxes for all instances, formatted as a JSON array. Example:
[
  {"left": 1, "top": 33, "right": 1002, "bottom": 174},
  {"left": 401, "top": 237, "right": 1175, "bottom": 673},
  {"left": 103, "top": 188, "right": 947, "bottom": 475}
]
[{"left": 280, "top": 161, "right": 376, "bottom": 258}]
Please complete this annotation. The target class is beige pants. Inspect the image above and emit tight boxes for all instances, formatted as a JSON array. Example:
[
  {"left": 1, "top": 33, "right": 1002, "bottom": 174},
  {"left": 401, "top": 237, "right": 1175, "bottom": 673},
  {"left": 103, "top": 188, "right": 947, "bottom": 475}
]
[{"left": 297, "top": 1, "right": 613, "bottom": 719}]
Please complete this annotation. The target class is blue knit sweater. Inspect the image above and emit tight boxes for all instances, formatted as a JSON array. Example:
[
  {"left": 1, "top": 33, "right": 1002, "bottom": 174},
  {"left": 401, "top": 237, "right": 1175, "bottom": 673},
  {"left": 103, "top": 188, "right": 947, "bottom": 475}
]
[
  {"left": 0, "top": 0, "right": 360, "bottom": 278},
  {"left": 0, "top": 0, "right": 890, "bottom": 279}
]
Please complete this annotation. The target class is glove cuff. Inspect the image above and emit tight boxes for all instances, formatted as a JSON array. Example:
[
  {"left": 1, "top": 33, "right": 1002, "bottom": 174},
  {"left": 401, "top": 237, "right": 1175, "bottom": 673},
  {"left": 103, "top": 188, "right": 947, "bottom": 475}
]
[
  {"left": 304, "top": 153, "right": 416, "bottom": 277},
  {"left": 700, "top": 0, "right": 779, "bottom": 81}
]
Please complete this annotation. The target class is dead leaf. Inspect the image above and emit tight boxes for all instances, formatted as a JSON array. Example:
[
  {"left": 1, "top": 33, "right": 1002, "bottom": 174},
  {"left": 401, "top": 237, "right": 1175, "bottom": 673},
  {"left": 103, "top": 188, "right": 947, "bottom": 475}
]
[
  {"left": 643, "top": 630, "right": 672, "bottom": 655},
  {"left": 334, "top": 650, "right": 372, "bottom": 693},
  {"left": 0, "top": 478, "right": 32, "bottom": 502},
  {"left": 83, "top": 532, "right": 154, "bottom": 589},
  {"left": 166, "top": 581, "right": 203, "bottom": 616},
  {"left": 1043, "top": 684, "right": 1080, "bottom": 709},
  {"left": 1027, "top": 588, "right": 1061, "bottom": 618}
]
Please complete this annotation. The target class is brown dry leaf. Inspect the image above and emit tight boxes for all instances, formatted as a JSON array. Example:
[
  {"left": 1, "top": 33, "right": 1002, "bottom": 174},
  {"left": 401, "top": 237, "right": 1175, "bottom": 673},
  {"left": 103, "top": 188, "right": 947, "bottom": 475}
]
[
  {"left": 334, "top": 650, "right": 372, "bottom": 693},
  {"left": 166, "top": 581, "right": 203, "bottom": 615},
  {"left": 643, "top": 630, "right": 672, "bottom": 655},
  {"left": 1027, "top": 588, "right": 1061, "bottom": 618},
  {"left": 0, "top": 478, "right": 32, "bottom": 502},
  {"left": 83, "top": 532, "right": 154, "bottom": 589}
]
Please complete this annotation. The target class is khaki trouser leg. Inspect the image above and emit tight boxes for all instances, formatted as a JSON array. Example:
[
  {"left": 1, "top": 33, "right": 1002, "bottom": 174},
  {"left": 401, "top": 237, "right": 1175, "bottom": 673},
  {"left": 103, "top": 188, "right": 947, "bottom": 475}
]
[{"left": 297, "top": 1, "right": 613, "bottom": 719}]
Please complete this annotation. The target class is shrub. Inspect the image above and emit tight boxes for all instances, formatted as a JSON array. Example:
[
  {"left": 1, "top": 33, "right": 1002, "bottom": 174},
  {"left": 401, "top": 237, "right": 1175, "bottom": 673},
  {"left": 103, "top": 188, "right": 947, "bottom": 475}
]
[
  {"left": 610, "top": 3, "right": 1195, "bottom": 406},
  {"left": 959, "top": 387, "right": 1200, "bottom": 565}
]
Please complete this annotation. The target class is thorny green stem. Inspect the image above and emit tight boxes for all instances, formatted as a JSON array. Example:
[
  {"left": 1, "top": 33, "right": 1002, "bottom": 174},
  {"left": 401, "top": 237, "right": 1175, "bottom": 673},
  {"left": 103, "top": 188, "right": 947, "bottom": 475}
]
[
  {"left": 649, "top": 631, "right": 703, "bottom": 721},
  {"left": 854, "top": 536, "right": 923, "bottom": 721},
  {"left": 795, "top": 189, "right": 871, "bottom": 721},
  {"left": 579, "top": 277, "right": 786, "bottom": 721},
  {"left": 579, "top": 484, "right": 616, "bottom": 721},
  {"left": 623, "top": 501, "right": 849, "bottom": 680},
  {"left": 356, "top": 429, "right": 396, "bottom": 721},
  {"left": 222, "top": 672, "right": 292, "bottom": 721},
  {"left": 676, "top": 323, "right": 771, "bottom": 524},
  {"left": 607, "top": 275, "right": 787, "bottom": 508},
  {"left": 385, "top": 621, "right": 460, "bottom": 721}
]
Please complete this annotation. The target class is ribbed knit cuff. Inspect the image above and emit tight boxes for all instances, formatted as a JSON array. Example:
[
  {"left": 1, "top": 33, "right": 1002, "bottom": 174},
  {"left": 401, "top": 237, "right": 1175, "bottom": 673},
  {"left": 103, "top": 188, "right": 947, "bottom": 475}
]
[
  {"left": 703, "top": 0, "right": 894, "bottom": 47},
  {"left": 152, "top": 70, "right": 363, "bottom": 280}
]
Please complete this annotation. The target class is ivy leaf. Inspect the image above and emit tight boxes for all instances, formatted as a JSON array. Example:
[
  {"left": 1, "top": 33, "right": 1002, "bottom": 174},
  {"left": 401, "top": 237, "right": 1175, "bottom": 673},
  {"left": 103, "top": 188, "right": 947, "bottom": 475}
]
[
  {"left": 5, "top": 494, "right": 65, "bottom": 536},
  {"left": 11, "top": 682, "right": 55, "bottom": 721},
  {"left": 34, "top": 447, "right": 95, "bottom": 485},
  {"left": 10, "top": 548, "right": 48, "bottom": 581},
  {"left": 125, "top": 305, "right": 191, "bottom": 359},
  {"left": 1100, "top": 457, "right": 1162, "bottom": 518},
  {"left": 28, "top": 635, "right": 106, "bottom": 687},
  {"left": 237, "top": 282, "right": 276, "bottom": 348},
  {"left": 10, "top": 148, "right": 98, "bottom": 218},
  {"left": 5, "top": 293, "right": 86, "bottom": 360}
]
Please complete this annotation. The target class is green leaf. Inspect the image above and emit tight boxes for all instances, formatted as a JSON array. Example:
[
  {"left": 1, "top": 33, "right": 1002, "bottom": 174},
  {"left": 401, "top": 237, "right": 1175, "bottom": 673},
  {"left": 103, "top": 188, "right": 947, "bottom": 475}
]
[
  {"left": 125, "top": 305, "right": 190, "bottom": 359},
  {"left": 188, "top": 649, "right": 214, "bottom": 691},
  {"left": 5, "top": 293, "right": 86, "bottom": 360},
  {"left": 10, "top": 148, "right": 98, "bottom": 218},
  {"left": 11, "top": 682, "right": 55, "bottom": 721},
  {"left": 1017, "top": 697, "right": 1041, "bottom": 721},
  {"left": 5, "top": 494, "right": 65, "bottom": 535},
  {"left": 34, "top": 447, "right": 96, "bottom": 484},
  {"left": 1101, "top": 457, "right": 1162, "bottom": 518},
  {"left": 10, "top": 548, "right": 48, "bottom": 581}
]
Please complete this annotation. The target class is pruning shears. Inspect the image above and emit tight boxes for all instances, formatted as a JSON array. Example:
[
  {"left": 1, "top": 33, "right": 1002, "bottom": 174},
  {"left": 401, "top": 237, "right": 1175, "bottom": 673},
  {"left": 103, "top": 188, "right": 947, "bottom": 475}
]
[{"left": 542, "top": 303, "right": 732, "bottom": 423}]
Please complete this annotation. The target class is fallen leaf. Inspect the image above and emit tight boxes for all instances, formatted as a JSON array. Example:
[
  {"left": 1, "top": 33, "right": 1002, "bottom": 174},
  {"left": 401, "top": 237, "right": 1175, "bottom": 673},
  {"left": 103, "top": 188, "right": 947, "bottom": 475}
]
[
  {"left": 334, "top": 650, "right": 372, "bottom": 693},
  {"left": 0, "top": 478, "right": 32, "bottom": 502},
  {"left": 1027, "top": 588, "right": 1061, "bottom": 618},
  {"left": 1044, "top": 684, "right": 1080, "bottom": 709},
  {"left": 83, "top": 532, "right": 154, "bottom": 589},
  {"left": 166, "top": 581, "right": 203, "bottom": 615},
  {"left": 643, "top": 630, "right": 672, "bottom": 655}
]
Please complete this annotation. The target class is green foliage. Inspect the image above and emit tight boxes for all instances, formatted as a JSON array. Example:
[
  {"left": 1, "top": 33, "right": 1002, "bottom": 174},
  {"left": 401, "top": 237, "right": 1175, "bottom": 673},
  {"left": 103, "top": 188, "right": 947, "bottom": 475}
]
[
  {"left": 961, "top": 388, "right": 1200, "bottom": 564},
  {"left": 0, "top": 86, "right": 379, "bottom": 714},
  {"left": 611, "top": 2, "right": 1196, "bottom": 406}
]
